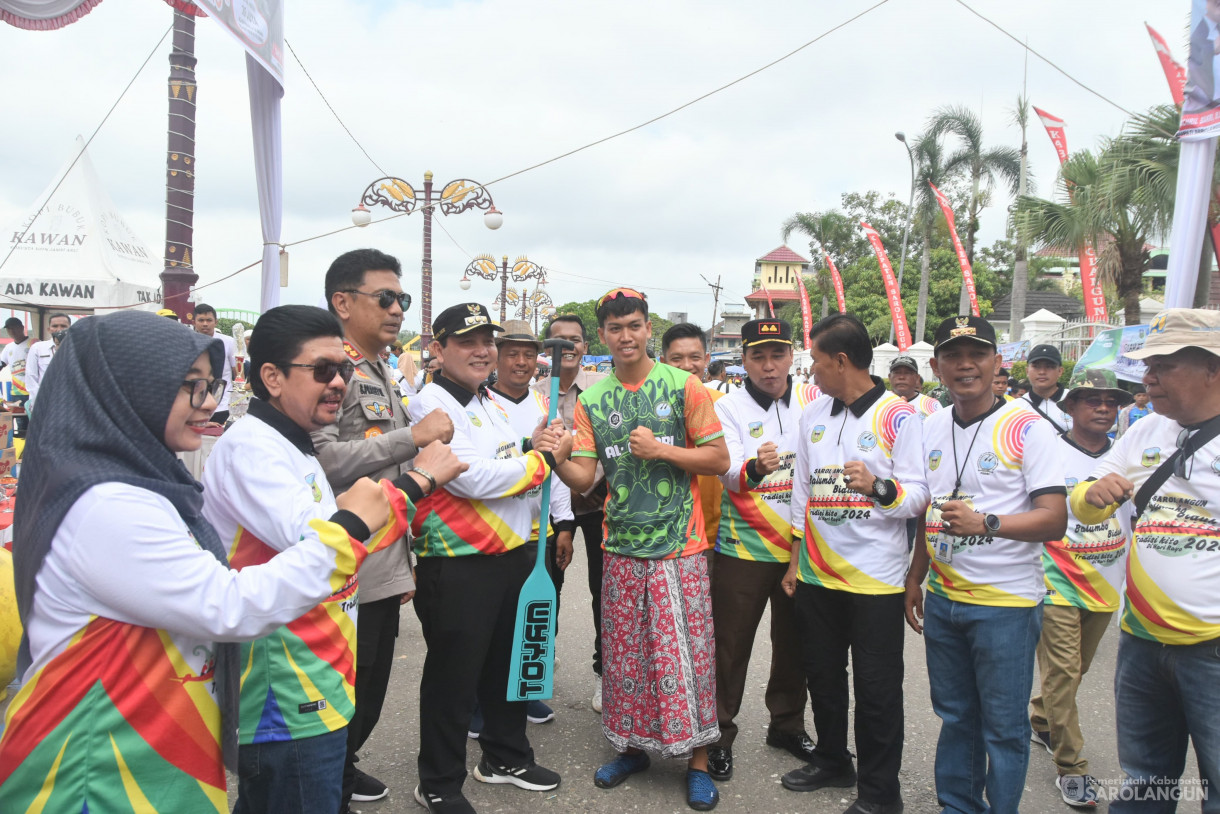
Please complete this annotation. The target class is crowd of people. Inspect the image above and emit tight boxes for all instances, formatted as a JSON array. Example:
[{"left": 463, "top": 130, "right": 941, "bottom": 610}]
[{"left": 0, "top": 247, "right": 1216, "bottom": 814}]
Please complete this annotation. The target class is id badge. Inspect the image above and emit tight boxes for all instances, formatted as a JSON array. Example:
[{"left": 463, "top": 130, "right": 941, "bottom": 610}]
[{"left": 934, "top": 530, "right": 954, "bottom": 564}]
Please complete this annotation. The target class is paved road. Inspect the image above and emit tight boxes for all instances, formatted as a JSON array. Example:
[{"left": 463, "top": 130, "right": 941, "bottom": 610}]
[
  {"left": 6, "top": 528, "right": 1200, "bottom": 813},
  {"left": 323, "top": 533, "right": 1200, "bottom": 814}
]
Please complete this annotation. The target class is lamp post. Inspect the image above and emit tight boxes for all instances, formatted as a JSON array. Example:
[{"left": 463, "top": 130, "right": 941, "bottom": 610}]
[
  {"left": 890, "top": 131, "right": 916, "bottom": 344},
  {"left": 487, "top": 284, "right": 553, "bottom": 332},
  {"left": 459, "top": 254, "right": 547, "bottom": 322},
  {"left": 352, "top": 171, "right": 503, "bottom": 353},
  {"left": 521, "top": 286, "right": 554, "bottom": 333}
]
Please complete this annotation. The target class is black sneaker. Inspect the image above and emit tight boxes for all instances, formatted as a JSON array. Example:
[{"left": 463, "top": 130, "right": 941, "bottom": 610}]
[
  {"left": 766, "top": 729, "right": 817, "bottom": 762},
  {"left": 781, "top": 763, "right": 857, "bottom": 793},
  {"left": 351, "top": 768, "right": 389, "bottom": 802},
  {"left": 844, "top": 798, "right": 904, "bottom": 813},
  {"left": 707, "top": 746, "right": 733, "bottom": 782},
  {"left": 413, "top": 785, "right": 475, "bottom": 814},
  {"left": 1031, "top": 728, "right": 1053, "bottom": 755},
  {"left": 473, "top": 757, "right": 561, "bottom": 791}
]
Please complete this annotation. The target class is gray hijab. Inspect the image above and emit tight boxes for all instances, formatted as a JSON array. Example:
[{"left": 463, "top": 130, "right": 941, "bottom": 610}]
[{"left": 13, "top": 309, "right": 239, "bottom": 770}]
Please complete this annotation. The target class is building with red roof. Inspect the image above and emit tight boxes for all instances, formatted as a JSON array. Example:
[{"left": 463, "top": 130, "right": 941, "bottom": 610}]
[{"left": 744, "top": 246, "right": 810, "bottom": 319}]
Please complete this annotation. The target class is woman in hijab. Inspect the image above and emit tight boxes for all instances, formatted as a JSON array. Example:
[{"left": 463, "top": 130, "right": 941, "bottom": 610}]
[{"left": 0, "top": 311, "right": 394, "bottom": 813}]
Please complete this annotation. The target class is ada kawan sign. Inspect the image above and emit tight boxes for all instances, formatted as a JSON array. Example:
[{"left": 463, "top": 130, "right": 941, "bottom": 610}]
[{"left": 2, "top": 137, "right": 162, "bottom": 312}]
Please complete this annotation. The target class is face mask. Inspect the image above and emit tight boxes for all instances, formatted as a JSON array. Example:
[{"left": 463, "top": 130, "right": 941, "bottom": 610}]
[{"left": 51, "top": 329, "right": 67, "bottom": 344}]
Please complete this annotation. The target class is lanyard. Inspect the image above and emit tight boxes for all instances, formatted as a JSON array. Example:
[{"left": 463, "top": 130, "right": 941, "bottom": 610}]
[{"left": 949, "top": 398, "right": 997, "bottom": 499}]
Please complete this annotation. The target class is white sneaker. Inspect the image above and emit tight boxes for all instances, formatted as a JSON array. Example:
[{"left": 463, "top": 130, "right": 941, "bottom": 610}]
[{"left": 591, "top": 674, "right": 603, "bottom": 713}]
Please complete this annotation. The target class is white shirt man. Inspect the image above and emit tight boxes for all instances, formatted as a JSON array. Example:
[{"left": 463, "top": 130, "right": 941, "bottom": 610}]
[{"left": 26, "top": 313, "right": 71, "bottom": 412}]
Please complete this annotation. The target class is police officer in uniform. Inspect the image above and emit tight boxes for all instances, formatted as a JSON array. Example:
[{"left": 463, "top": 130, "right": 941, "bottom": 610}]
[{"left": 313, "top": 249, "right": 454, "bottom": 812}]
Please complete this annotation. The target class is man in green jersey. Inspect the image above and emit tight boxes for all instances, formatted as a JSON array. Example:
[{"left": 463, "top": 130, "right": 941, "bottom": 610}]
[{"left": 554, "top": 288, "right": 730, "bottom": 812}]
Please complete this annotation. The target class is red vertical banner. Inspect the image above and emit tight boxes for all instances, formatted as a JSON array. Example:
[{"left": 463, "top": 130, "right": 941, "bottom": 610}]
[
  {"left": 761, "top": 286, "right": 776, "bottom": 317},
  {"left": 927, "top": 182, "right": 981, "bottom": 317},
  {"left": 825, "top": 254, "right": 846, "bottom": 314},
  {"left": 860, "top": 221, "right": 912, "bottom": 351},
  {"left": 795, "top": 274, "right": 813, "bottom": 348},
  {"left": 1146, "top": 23, "right": 1187, "bottom": 107},
  {"left": 1035, "top": 106, "right": 1109, "bottom": 323},
  {"left": 1033, "top": 107, "right": 1069, "bottom": 164}
]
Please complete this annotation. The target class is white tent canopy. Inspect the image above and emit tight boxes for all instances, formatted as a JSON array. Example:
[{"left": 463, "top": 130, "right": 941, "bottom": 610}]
[{"left": 0, "top": 136, "right": 162, "bottom": 318}]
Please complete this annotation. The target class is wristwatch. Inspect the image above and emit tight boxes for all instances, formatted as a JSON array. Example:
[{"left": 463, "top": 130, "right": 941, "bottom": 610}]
[
  {"left": 983, "top": 513, "right": 1001, "bottom": 534},
  {"left": 871, "top": 478, "right": 891, "bottom": 502}
]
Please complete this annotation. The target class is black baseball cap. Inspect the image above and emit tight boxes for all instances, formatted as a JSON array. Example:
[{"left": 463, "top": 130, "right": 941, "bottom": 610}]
[
  {"left": 1027, "top": 344, "right": 1062, "bottom": 366},
  {"left": 432, "top": 302, "right": 503, "bottom": 342},
  {"left": 3, "top": 317, "right": 22, "bottom": 330},
  {"left": 889, "top": 355, "right": 919, "bottom": 373},
  {"left": 741, "top": 318, "right": 793, "bottom": 347},
  {"left": 933, "top": 315, "right": 997, "bottom": 351}
]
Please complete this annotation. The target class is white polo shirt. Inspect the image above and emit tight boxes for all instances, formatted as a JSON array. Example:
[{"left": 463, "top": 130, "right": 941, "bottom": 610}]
[
  {"left": 922, "top": 398, "right": 1065, "bottom": 607},
  {"left": 1075, "top": 413, "right": 1220, "bottom": 644},
  {"left": 791, "top": 381, "right": 929, "bottom": 594}
]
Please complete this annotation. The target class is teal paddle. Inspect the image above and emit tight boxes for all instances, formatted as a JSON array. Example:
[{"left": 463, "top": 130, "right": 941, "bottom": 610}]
[{"left": 507, "top": 336, "right": 574, "bottom": 701}]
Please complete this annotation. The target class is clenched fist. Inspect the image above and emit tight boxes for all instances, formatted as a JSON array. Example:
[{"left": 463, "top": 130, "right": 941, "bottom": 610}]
[
  {"left": 1085, "top": 473, "right": 1134, "bottom": 508},
  {"left": 754, "top": 442, "right": 781, "bottom": 477},
  {"left": 629, "top": 426, "right": 667, "bottom": 460},
  {"left": 412, "top": 440, "right": 468, "bottom": 490},
  {"left": 411, "top": 408, "right": 454, "bottom": 446},
  {"left": 336, "top": 477, "right": 390, "bottom": 532}
]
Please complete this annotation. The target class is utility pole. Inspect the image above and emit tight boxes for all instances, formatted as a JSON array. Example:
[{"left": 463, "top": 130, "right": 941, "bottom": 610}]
[
  {"left": 1011, "top": 47, "right": 1030, "bottom": 340},
  {"left": 701, "top": 273, "right": 723, "bottom": 345}
]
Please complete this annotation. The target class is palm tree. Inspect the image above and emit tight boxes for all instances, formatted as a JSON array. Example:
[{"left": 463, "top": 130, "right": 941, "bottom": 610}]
[
  {"left": 910, "top": 131, "right": 956, "bottom": 341},
  {"left": 1016, "top": 138, "right": 1172, "bottom": 324},
  {"left": 929, "top": 105, "right": 1022, "bottom": 313},
  {"left": 781, "top": 210, "right": 856, "bottom": 318}
]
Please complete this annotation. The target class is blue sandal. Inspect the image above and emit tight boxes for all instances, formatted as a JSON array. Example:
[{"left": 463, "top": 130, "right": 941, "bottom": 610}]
[
  {"left": 687, "top": 768, "right": 719, "bottom": 811},
  {"left": 594, "top": 751, "right": 651, "bottom": 788}
]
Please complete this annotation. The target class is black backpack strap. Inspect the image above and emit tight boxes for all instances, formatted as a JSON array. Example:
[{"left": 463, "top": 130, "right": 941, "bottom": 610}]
[
  {"left": 1132, "top": 415, "right": 1220, "bottom": 521},
  {"left": 1131, "top": 451, "right": 1182, "bottom": 523}
]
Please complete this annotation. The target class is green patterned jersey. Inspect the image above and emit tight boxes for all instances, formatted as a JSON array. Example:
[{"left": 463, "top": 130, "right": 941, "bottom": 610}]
[{"left": 573, "top": 362, "right": 724, "bottom": 559}]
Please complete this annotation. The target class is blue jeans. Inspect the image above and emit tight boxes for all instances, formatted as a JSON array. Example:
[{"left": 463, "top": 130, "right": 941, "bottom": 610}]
[
  {"left": 924, "top": 593, "right": 1043, "bottom": 814},
  {"left": 233, "top": 727, "right": 347, "bottom": 814},
  {"left": 1112, "top": 631, "right": 1220, "bottom": 813}
]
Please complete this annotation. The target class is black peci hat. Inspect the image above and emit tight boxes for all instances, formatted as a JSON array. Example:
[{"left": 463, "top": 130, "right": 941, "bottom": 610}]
[{"left": 432, "top": 302, "right": 503, "bottom": 342}]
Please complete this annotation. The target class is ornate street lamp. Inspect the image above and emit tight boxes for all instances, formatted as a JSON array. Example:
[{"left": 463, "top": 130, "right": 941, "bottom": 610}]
[
  {"left": 459, "top": 254, "right": 547, "bottom": 322},
  {"left": 352, "top": 172, "right": 502, "bottom": 351}
]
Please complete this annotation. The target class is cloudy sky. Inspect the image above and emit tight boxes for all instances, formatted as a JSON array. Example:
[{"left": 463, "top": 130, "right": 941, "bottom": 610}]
[{"left": 0, "top": 0, "right": 1190, "bottom": 334}]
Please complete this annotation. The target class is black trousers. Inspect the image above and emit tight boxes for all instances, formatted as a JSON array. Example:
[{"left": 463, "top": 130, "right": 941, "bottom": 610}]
[
  {"left": 413, "top": 547, "right": 534, "bottom": 795},
  {"left": 339, "top": 594, "right": 400, "bottom": 807},
  {"left": 795, "top": 581, "right": 905, "bottom": 806},
  {"left": 575, "top": 511, "right": 605, "bottom": 676},
  {"left": 11, "top": 394, "right": 27, "bottom": 437}
]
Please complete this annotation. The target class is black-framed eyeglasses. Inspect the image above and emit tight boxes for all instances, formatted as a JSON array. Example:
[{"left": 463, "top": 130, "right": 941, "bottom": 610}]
[
  {"left": 342, "top": 288, "right": 412, "bottom": 312},
  {"left": 283, "top": 360, "right": 356, "bottom": 384},
  {"left": 1175, "top": 427, "right": 1196, "bottom": 480},
  {"left": 181, "top": 378, "right": 227, "bottom": 409}
]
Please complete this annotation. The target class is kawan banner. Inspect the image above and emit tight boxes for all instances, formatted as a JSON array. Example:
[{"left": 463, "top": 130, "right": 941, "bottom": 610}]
[
  {"left": 859, "top": 221, "right": 911, "bottom": 351},
  {"left": 1034, "top": 106, "right": 1109, "bottom": 324},
  {"left": 825, "top": 254, "right": 846, "bottom": 314},
  {"left": 927, "top": 182, "right": 980, "bottom": 317}
]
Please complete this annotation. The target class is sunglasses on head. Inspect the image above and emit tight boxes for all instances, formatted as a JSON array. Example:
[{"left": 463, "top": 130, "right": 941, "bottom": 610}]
[
  {"left": 181, "top": 378, "right": 227, "bottom": 409},
  {"left": 343, "top": 288, "right": 412, "bottom": 312},
  {"left": 282, "top": 360, "right": 356, "bottom": 384},
  {"left": 597, "top": 287, "right": 647, "bottom": 309}
]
